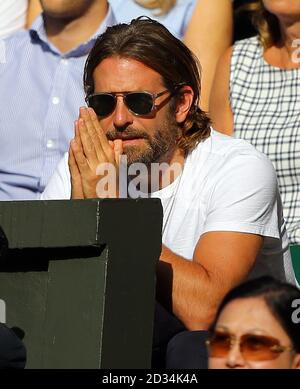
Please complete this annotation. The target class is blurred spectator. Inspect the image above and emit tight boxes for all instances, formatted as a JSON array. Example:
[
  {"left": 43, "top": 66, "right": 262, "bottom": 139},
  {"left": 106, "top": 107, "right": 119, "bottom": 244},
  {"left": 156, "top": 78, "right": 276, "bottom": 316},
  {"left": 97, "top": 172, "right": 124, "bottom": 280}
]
[
  {"left": 207, "top": 276, "right": 300, "bottom": 369},
  {"left": 184, "top": 0, "right": 233, "bottom": 110},
  {"left": 0, "top": 0, "right": 116, "bottom": 200},
  {"left": 166, "top": 329, "right": 209, "bottom": 369},
  {"left": 26, "top": 0, "right": 41, "bottom": 27},
  {"left": 110, "top": 0, "right": 196, "bottom": 40},
  {"left": 210, "top": 0, "right": 300, "bottom": 243},
  {"left": 0, "top": 0, "right": 28, "bottom": 39},
  {"left": 0, "top": 323, "right": 26, "bottom": 369},
  {"left": 24, "top": 0, "right": 259, "bottom": 42},
  {"left": 0, "top": 0, "right": 42, "bottom": 39}
]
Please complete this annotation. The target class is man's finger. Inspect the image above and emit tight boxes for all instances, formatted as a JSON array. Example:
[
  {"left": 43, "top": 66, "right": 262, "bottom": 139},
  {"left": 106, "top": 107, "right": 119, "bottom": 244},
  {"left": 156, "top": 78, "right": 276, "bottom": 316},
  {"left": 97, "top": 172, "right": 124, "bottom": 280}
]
[
  {"left": 74, "top": 119, "right": 84, "bottom": 153},
  {"left": 80, "top": 108, "right": 102, "bottom": 144},
  {"left": 78, "top": 118, "right": 99, "bottom": 166},
  {"left": 80, "top": 107, "right": 107, "bottom": 161},
  {"left": 71, "top": 138, "right": 90, "bottom": 175},
  {"left": 68, "top": 146, "right": 84, "bottom": 199},
  {"left": 88, "top": 107, "right": 114, "bottom": 159},
  {"left": 113, "top": 139, "right": 123, "bottom": 166}
]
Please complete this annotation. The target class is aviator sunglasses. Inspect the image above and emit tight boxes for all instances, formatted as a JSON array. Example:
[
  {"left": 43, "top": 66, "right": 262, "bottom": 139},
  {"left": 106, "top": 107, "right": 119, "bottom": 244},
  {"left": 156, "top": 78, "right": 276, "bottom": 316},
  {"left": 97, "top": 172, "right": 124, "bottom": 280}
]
[
  {"left": 206, "top": 331, "right": 293, "bottom": 361},
  {"left": 85, "top": 84, "right": 185, "bottom": 117}
]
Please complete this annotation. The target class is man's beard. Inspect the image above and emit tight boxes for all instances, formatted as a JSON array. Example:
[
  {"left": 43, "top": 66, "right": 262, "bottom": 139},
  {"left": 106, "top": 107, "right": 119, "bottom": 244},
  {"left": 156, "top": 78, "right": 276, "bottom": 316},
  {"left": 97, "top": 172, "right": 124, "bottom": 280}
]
[{"left": 106, "top": 113, "right": 179, "bottom": 167}]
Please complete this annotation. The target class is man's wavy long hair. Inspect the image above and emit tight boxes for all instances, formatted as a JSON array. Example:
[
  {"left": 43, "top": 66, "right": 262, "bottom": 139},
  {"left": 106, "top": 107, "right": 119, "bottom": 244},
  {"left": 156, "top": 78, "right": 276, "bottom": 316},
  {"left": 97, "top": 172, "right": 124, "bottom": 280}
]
[
  {"left": 84, "top": 17, "right": 211, "bottom": 155},
  {"left": 239, "top": 0, "right": 281, "bottom": 48}
]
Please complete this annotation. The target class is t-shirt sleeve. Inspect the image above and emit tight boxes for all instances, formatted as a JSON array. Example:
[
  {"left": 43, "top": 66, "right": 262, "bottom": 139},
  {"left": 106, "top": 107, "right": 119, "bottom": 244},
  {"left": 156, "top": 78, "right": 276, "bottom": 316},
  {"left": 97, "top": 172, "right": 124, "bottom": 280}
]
[
  {"left": 40, "top": 152, "right": 71, "bottom": 200},
  {"left": 203, "top": 152, "right": 281, "bottom": 239}
]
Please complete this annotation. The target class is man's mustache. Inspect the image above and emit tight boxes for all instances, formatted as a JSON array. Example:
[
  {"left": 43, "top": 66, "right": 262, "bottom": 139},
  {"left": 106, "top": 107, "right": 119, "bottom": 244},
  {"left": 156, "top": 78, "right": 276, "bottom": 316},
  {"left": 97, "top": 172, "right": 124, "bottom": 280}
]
[{"left": 106, "top": 128, "right": 150, "bottom": 142}]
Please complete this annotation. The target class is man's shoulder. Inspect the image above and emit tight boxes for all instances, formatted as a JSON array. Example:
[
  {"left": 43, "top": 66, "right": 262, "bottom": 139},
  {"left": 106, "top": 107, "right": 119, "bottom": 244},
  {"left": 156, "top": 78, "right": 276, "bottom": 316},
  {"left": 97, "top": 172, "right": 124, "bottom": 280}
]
[
  {"left": 0, "top": 29, "right": 31, "bottom": 63},
  {"left": 187, "top": 128, "right": 276, "bottom": 185},
  {"left": 1, "top": 28, "right": 31, "bottom": 47},
  {"left": 194, "top": 128, "right": 270, "bottom": 162}
]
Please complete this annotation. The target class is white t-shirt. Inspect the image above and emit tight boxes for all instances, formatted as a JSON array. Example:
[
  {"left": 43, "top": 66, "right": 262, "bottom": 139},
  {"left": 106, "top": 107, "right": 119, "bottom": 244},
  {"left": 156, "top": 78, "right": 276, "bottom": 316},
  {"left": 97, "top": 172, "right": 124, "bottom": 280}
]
[
  {"left": 0, "top": 0, "right": 28, "bottom": 39},
  {"left": 41, "top": 130, "right": 296, "bottom": 284}
]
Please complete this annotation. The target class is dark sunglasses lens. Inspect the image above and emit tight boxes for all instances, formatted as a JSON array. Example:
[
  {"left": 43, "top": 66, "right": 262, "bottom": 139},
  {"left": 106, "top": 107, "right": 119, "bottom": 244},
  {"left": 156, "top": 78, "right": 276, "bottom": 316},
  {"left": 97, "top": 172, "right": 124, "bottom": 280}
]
[
  {"left": 208, "top": 332, "right": 231, "bottom": 358},
  {"left": 125, "top": 93, "right": 154, "bottom": 115},
  {"left": 87, "top": 94, "right": 116, "bottom": 117},
  {"left": 242, "top": 335, "right": 281, "bottom": 361}
]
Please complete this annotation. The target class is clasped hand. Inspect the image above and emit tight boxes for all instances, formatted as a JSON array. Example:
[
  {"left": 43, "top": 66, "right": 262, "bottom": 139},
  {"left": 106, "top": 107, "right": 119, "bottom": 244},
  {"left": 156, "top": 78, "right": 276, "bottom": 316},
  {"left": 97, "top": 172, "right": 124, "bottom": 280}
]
[{"left": 68, "top": 107, "right": 123, "bottom": 199}]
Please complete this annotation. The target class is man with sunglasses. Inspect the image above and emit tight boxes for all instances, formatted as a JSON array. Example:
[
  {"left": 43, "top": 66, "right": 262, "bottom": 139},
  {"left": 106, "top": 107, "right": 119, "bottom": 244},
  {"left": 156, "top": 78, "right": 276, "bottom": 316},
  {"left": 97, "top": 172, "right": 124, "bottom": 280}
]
[{"left": 42, "top": 18, "right": 296, "bottom": 365}]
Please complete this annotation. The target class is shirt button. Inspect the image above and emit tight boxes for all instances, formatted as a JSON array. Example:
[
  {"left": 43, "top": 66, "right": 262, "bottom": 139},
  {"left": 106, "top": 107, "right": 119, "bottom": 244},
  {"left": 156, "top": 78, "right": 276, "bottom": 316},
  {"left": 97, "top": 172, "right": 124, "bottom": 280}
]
[
  {"left": 61, "top": 58, "right": 68, "bottom": 65},
  {"left": 46, "top": 139, "right": 56, "bottom": 149},
  {"left": 52, "top": 97, "right": 60, "bottom": 105}
]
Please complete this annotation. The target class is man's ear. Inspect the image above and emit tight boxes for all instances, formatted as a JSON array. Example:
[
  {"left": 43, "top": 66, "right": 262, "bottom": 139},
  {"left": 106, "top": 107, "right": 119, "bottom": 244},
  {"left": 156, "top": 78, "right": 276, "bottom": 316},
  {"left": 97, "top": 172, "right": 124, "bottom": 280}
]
[
  {"left": 292, "top": 354, "right": 300, "bottom": 369},
  {"left": 175, "top": 86, "right": 194, "bottom": 124}
]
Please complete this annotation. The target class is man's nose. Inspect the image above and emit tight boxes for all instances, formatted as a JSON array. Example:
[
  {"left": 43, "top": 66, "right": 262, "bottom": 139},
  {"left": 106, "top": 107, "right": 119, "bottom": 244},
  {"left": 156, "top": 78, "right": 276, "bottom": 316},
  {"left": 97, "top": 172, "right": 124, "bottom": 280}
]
[
  {"left": 112, "top": 95, "right": 134, "bottom": 130},
  {"left": 225, "top": 341, "right": 247, "bottom": 369}
]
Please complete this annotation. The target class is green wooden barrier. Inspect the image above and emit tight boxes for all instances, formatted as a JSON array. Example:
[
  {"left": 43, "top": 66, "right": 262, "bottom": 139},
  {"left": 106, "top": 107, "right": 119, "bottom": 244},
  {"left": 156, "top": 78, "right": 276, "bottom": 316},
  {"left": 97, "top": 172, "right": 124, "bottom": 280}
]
[
  {"left": 0, "top": 199, "right": 162, "bottom": 369},
  {"left": 290, "top": 245, "right": 300, "bottom": 284}
]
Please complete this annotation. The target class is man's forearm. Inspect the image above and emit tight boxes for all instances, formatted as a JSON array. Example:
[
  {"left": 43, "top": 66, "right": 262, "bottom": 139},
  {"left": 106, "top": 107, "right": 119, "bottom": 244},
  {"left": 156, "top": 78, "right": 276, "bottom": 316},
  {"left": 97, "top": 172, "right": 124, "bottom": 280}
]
[{"left": 157, "top": 245, "right": 224, "bottom": 331}]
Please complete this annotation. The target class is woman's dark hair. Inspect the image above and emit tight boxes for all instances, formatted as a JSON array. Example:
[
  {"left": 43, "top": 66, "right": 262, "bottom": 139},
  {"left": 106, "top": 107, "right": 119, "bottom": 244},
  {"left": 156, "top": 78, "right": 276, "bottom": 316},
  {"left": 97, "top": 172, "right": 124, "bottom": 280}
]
[
  {"left": 211, "top": 276, "right": 300, "bottom": 352},
  {"left": 236, "top": 0, "right": 281, "bottom": 48},
  {"left": 84, "top": 17, "right": 211, "bottom": 154}
]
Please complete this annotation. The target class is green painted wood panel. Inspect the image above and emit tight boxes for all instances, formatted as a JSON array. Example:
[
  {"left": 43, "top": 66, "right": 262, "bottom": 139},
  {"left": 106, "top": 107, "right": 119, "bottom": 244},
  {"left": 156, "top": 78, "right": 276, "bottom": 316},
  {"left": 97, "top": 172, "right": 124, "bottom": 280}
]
[
  {"left": 0, "top": 199, "right": 162, "bottom": 368},
  {"left": 291, "top": 245, "right": 300, "bottom": 284}
]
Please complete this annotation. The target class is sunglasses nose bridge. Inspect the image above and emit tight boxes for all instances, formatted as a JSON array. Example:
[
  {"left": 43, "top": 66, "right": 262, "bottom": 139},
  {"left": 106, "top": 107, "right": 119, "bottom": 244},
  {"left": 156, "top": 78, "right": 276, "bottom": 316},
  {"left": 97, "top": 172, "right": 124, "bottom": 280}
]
[
  {"left": 225, "top": 336, "right": 247, "bottom": 368},
  {"left": 112, "top": 93, "right": 134, "bottom": 127}
]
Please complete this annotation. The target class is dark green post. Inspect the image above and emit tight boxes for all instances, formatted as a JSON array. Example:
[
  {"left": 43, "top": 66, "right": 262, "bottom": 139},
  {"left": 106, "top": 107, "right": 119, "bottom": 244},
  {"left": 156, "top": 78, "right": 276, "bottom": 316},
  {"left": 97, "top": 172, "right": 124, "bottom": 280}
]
[
  {"left": 0, "top": 199, "right": 162, "bottom": 368},
  {"left": 291, "top": 245, "right": 300, "bottom": 284}
]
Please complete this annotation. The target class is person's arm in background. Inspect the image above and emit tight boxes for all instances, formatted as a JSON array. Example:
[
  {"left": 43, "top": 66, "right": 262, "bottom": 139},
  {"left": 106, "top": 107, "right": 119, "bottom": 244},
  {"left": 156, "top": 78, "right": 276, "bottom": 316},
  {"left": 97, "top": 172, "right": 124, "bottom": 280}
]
[
  {"left": 209, "top": 47, "right": 234, "bottom": 135},
  {"left": 184, "top": 0, "right": 233, "bottom": 112},
  {"left": 26, "top": 0, "right": 41, "bottom": 28}
]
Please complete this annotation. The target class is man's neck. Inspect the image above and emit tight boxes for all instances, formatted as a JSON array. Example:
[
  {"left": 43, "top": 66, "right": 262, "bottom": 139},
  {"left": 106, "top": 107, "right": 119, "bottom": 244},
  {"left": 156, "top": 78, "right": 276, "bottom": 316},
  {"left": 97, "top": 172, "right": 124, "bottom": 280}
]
[
  {"left": 152, "top": 147, "right": 186, "bottom": 193},
  {"left": 44, "top": 1, "right": 108, "bottom": 54}
]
